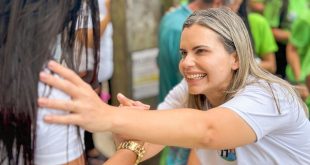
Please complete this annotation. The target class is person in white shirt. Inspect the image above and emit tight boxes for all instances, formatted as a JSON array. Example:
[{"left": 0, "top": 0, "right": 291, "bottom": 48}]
[
  {"left": 38, "top": 8, "right": 310, "bottom": 165},
  {"left": 0, "top": 1, "right": 100, "bottom": 164}
]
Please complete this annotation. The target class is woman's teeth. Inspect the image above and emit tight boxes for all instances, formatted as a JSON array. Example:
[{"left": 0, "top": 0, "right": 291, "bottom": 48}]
[{"left": 186, "top": 74, "right": 207, "bottom": 80}]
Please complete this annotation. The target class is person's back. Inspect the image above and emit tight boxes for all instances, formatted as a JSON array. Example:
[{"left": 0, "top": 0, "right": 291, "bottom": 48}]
[
  {"left": 35, "top": 79, "right": 84, "bottom": 164},
  {"left": 0, "top": 1, "right": 100, "bottom": 164}
]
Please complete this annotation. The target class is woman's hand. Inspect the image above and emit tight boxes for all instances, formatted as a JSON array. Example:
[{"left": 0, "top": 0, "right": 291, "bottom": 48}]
[
  {"left": 113, "top": 93, "right": 150, "bottom": 146},
  {"left": 38, "top": 61, "right": 112, "bottom": 132},
  {"left": 295, "top": 84, "right": 309, "bottom": 101}
]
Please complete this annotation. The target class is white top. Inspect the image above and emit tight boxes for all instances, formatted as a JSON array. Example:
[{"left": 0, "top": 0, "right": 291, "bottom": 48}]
[
  {"left": 78, "top": 0, "right": 113, "bottom": 82},
  {"left": 35, "top": 73, "right": 84, "bottom": 165},
  {"left": 157, "top": 79, "right": 188, "bottom": 110},
  {"left": 158, "top": 78, "right": 310, "bottom": 165}
]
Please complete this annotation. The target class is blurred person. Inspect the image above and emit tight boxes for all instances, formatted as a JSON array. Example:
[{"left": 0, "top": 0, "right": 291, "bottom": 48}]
[
  {"left": 0, "top": 0, "right": 100, "bottom": 165},
  {"left": 248, "top": 0, "right": 265, "bottom": 13},
  {"left": 286, "top": 11, "right": 310, "bottom": 117},
  {"left": 39, "top": 8, "right": 310, "bottom": 165},
  {"left": 250, "top": 0, "right": 309, "bottom": 78},
  {"left": 234, "top": 0, "right": 277, "bottom": 73}
]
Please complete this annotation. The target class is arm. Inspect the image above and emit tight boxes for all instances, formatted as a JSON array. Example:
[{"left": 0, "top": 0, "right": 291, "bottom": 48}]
[
  {"left": 286, "top": 43, "right": 301, "bottom": 81},
  {"left": 36, "top": 78, "right": 85, "bottom": 165},
  {"left": 38, "top": 61, "right": 256, "bottom": 149},
  {"left": 259, "top": 52, "right": 276, "bottom": 73},
  {"left": 112, "top": 94, "right": 165, "bottom": 162},
  {"left": 272, "top": 28, "right": 290, "bottom": 42}
]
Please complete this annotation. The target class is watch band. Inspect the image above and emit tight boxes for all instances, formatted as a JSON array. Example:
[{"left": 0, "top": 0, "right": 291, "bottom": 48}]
[{"left": 117, "top": 141, "right": 146, "bottom": 165}]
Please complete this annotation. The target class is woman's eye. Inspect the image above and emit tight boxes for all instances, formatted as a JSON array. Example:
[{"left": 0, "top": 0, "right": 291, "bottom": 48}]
[
  {"left": 180, "top": 51, "right": 187, "bottom": 58},
  {"left": 195, "top": 49, "right": 205, "bottom": 54}
]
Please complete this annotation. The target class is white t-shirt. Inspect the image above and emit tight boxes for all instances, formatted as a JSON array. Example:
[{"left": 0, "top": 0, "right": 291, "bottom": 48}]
[
  {"left": 78, "top": 0, "right": 113, "bottom": 82},
  {"left": 158, "top": 78, "right": 310, "bottom": 164},
  {"left": 157, "top": 79, "right": 188, "bottom": 110},
  {"left": 35, "top": 74, "right": 84, "bottom": 165}
]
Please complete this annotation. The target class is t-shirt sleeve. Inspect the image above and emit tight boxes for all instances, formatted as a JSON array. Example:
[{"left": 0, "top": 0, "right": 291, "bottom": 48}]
[
  {"left": 220, "top": 84, "right": 293, "bottom": 141},
  {"left": 290, "top": 18, "right": 310, "bottom": 48},
  {"left": 35, "top": 75, "right": 84, "bottom": 165},
  {"left": 157, "top": 79, "right": 188, "bottom": 110},
  {"left": 259, "top": 17, "right": 278, "bottom": 56}
]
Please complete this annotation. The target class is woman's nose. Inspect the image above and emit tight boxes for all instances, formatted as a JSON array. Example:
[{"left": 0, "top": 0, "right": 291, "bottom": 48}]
[{"left": 181, "top": 54, "right": 195, "bottom": 67}]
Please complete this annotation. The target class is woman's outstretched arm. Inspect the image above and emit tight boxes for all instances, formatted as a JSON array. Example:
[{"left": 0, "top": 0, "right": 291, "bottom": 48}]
[{"left": 38, "top": 61, "right": 256, "bottom": 150}]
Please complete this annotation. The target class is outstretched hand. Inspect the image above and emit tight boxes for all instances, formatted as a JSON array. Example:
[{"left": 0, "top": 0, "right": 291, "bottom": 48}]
[
  {"left": 38, "top": 61, "right": 112, "bottom": 132},
  {"left": 117, "top": 93, "right": 150, "bottom": 110},
  {"left": 113, "top": 93, "right": 150, "bottom": 146}
]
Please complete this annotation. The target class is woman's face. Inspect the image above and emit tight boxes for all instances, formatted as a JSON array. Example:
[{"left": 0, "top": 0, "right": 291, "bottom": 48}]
[{"left": 179, "top": 24, "right": 239, "bottom": 96}]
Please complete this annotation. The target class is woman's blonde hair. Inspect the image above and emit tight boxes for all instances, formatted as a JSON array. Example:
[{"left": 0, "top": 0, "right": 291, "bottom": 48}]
[{"left": 183, "top": 7, "right": 307, "bottom": 115}]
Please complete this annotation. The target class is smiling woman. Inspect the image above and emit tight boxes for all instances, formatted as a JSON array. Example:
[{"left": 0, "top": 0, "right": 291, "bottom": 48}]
[
  {"left": 179, "top": 24, "right": 239, "bottom": 105},
  {"left": 38, "top": 7, "right": 310, "bottom": 165}
]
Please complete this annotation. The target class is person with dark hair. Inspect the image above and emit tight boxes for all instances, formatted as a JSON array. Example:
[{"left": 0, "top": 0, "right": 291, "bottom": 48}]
[
  {"left": 0, "top": 0, "right": 100, "bottom": 164},
  {"left": 39, "top": 7, "right": 310, "bottom": 165}
]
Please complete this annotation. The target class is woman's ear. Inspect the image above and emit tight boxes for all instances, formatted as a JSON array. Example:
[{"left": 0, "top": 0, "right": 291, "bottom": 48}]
[{"left": 231, "top": 53, "right": 239, "bottom": 70}]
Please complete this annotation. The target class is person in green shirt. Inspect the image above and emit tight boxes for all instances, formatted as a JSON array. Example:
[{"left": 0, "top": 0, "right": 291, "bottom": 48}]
[
  {"left": 248, "top": 12, "right": 278, "bottom": 73},
  {"left": 249, "top": 0, "right": 310, "bottom": 78},
  {"left": 286, "top": 11, "right": 310, "bottom": 115}
]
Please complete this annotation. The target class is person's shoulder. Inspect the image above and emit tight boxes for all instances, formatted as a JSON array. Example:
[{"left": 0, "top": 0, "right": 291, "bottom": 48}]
[
  {"left": 295, "top": 11, "right": 310, "bottom": 25},
  {"left": 38, "top": 70, "right": 71, "bottom": 115},
  {"left": 239, "top": 77, "right": 281, "bottom": 96},
  {"left": 249, "top": 13, "right": 269, "bottom": 26},
  {"left": 161, "top": 5, "right": 191, "bottom": 24}
]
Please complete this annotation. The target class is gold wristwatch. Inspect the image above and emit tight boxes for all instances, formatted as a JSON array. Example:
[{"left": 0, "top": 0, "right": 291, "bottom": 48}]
[{"left": 117, "top": 141, "right": 146, "bottom": 165}]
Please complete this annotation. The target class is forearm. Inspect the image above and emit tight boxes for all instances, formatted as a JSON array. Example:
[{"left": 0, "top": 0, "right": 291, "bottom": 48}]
[
  {"left": 272, "top": 28, "right": 290, "bottom": 42},
  {"left": 286, "top": 44, "right": 301, "bottom": 81},
  {"left": 259, "top": 53, "right": 276, "bottom": 73},
  {"left": 107, "top": 107, "right": 209, "bottom": 148},
  {"left": 142, "top": 143, "right": 164, "bottom": 161},
  {"left": 260, "top": 61, "right": 276, "bottom": 73}
]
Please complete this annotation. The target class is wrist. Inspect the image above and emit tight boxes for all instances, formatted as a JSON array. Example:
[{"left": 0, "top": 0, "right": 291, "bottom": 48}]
[
  {"left": 99, "top": 103, "right": 117, "bottom": 132},
  {"left": 117, "top": 141, "right": 146, "bottom": 165}
]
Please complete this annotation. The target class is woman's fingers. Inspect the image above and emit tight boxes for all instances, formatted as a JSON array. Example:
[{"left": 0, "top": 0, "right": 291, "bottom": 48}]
[
  {"left": 117, "top": 93, "right": 135, "bottom": 106},
  {"left": 47, "top": 61, "right": 89, "bottom": 88},
  {"left": 38, "top": 98, "right": 77, "bottom": 113},
  {"left": 44, "top": 113, "right": 81, "bottom": 125},
  {"left": 117, "top": 93, "right": 150, "bottom": 110},
  {"left": 133, "top": 101, "right": 150, "bottom": 110},
  {"left": 39, "top": 71, "right": 80, "bottom": 98}
]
